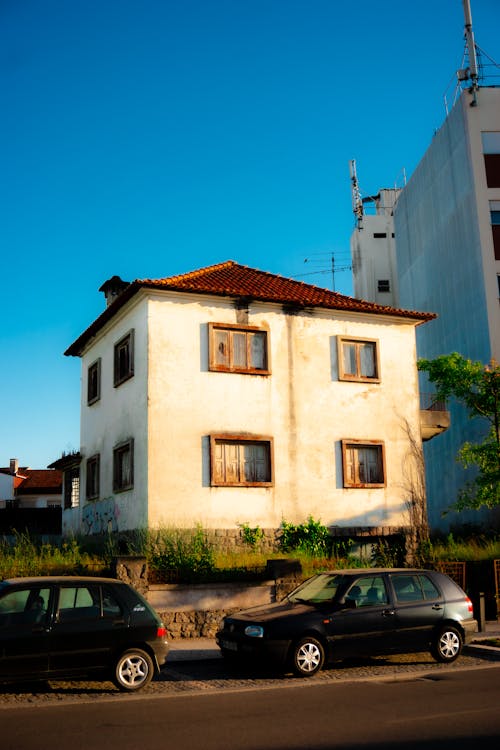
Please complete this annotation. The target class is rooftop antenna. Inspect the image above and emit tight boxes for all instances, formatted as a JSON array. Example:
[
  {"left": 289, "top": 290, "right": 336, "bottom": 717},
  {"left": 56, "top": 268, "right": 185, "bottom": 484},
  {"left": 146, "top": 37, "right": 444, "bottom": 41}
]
[
  {"left": 349, "top": 159, "right": 363, "bottom": 229},
  {"left": 459, "top": 0, "right": 479, "bottom": 104}
]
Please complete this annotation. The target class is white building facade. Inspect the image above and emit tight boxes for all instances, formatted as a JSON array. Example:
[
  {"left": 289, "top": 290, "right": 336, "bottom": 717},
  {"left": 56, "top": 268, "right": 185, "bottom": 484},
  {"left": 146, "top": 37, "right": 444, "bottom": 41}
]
[{"left": 62, "top": 262, "right": 435, "bottom": 542}]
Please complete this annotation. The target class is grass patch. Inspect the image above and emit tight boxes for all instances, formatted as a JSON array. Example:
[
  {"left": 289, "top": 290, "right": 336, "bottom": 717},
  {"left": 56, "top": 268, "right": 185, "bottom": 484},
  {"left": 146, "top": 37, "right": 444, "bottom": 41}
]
[
  {"left": 0, "top": 532, "right": 108, "bottom": 579},
  {"left": 419, "top": 533, "right": 500, "bottom": 563}
]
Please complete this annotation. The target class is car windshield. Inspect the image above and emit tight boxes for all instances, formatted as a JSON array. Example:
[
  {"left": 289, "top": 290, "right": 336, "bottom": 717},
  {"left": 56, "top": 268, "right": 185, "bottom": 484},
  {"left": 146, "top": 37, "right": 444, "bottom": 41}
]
[{"left": 288, "top": 574, "right": 344, "bottom": 604}]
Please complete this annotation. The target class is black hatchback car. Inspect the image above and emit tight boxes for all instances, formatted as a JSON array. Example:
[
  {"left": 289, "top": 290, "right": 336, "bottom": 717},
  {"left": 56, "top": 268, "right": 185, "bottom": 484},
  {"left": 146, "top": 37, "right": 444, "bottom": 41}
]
[
  {"left": 0, "top": 576, "right": 169, "bottom": 691},
  {"left": 216, "top": 568, "right": 478, "bottom": 676}
]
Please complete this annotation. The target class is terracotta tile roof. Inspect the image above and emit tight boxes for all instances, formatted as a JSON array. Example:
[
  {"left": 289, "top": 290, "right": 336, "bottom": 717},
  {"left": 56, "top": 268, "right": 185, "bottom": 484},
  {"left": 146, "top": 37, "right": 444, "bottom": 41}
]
[
  {"left": 65, "top": 261, "right": 436, "bottom": 356},
  {"left": 15, "top": 469, "right": 62, "bottom": 495}
]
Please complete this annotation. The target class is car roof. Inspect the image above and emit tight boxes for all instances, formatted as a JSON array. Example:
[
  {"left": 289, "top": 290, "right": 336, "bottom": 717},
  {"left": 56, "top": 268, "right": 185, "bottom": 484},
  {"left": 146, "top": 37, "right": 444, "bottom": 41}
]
[
  {"left": 319, "top": 568, "right": 433, "bottom": 575},
  {"left": 1, "top": 576, "right": 124, "bottom": 586}
]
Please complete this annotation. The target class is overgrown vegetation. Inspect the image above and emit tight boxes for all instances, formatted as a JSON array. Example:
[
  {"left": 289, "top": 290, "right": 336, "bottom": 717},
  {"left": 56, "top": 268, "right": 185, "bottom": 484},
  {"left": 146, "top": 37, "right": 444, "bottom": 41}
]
[
  {"left": 0, "top": 532, "right": 107, "bottom": 579},
  {"left": 1, "top": 524, "right": 499, "bottom": 583},
  {"left": 418, "top": 533, "right": 500, "bottom": 563}
]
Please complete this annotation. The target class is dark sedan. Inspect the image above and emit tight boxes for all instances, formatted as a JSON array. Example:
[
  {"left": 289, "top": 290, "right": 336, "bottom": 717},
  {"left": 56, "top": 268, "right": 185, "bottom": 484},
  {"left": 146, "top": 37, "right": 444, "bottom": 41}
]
[
  {"left": 216, "top": 568, "right": 478, "bottom": 676},
  {"left": 0, "top": 576, "right": 169, "bottom": 691}
]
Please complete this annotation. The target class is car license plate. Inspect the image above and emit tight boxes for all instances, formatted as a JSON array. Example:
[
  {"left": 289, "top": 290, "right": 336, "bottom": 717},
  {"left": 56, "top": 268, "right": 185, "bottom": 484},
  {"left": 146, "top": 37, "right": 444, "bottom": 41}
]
[{"left": 221, "top": 639, "right": 238, "bottom": 651}]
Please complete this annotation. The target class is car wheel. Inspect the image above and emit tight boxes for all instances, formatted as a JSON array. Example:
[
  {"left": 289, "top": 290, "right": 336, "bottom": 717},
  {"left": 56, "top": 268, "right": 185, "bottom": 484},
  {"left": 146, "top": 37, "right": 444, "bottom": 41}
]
[
  {"left": 113, "top": 649, "right": 154, "bottom": 692},
  {"left": 291, "top": 636, "right": 325, "bottom": 677},
  {"left": 431, "top": 625, "right": 463, "bottom": 663}
]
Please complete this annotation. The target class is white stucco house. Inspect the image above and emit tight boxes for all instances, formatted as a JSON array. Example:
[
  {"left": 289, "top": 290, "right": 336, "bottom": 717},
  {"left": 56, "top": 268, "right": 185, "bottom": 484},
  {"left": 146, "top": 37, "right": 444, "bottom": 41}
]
[{"left": 60, "top": 261, "right": 440, "bottom": 543}]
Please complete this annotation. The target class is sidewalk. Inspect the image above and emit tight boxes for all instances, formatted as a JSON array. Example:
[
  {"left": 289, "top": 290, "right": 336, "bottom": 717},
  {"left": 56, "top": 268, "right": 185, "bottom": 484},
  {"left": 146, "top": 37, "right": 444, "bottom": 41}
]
[{"left": 167, "top": 620, "right": 500, "bottom": 662}]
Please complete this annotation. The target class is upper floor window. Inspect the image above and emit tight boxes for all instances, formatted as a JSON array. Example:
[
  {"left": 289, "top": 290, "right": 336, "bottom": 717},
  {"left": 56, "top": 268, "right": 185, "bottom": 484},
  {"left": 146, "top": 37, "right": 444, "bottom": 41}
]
[
  {"left": 210, "top": 434, "right": 273, "bottom": 486},
  {"left": 114, "top": 331, "right": 134, "bottom": 386},
  {"left": 113, "top": 439, "right": 134, "bottom": 492},
  {"left": 86, "top": 454, "right": 100, "bottom": 500},
  {"left": 209, "top": 323, "right": 270, "bottom": 374},
  {"left": 87, "top": 358, "right": 101, "bottom": 405},
  {"left": 377, "top": 279, "right": 390, "bottom": 293},
  {"left": 338, "top": 337, "right": 380, "bottom": 382},
  {"left": 342, "top": 440, "right": 385, "bottom": 488},
  {"left": 482, "top": 132, "right": 500, "bottom": 188}
]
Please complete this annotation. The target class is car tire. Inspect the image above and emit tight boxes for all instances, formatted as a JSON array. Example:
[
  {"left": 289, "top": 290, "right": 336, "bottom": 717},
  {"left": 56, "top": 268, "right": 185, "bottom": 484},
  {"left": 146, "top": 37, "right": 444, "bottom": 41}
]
[
  {"left": 113, "top": 648, "right": 154, "bottom": 692},
  {"left": 291, "top": 636, "right": 325, "bottom": 677},
  {"left": 430, "top": 625, "right": 463, "bottom": 663}
]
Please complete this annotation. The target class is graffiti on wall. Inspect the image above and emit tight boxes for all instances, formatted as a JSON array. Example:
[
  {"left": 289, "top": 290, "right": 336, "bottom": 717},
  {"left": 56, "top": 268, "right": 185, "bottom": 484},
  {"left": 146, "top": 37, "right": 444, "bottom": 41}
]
[{"left": 82, "top": 497, "right": 120, "bottom": 535}]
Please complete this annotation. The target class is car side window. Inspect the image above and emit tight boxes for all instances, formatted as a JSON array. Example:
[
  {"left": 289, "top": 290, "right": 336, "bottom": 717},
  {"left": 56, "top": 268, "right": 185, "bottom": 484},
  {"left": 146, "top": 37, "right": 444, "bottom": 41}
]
[
  {"left": 102, "top": 587, "right": 123, "bottom": 618},
  {"left": 0, "top": 587, "right": 50, "bottom": 627},
  {"left": 57, "top": 585, "right": 100, "bottom": 623},
  {"left": 419, "top": 575, "right": 440, "bottom": 600},
  {"left": 392, "top": 575, "right": 427, "bottom": 603},
  {"left": 346, "top": 576, "right": 388, "bottom": 607}
]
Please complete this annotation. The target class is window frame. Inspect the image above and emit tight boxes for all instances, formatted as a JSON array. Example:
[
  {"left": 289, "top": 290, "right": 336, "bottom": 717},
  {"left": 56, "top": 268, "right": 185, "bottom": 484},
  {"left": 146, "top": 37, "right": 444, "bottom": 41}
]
[
  {"left": 85, "top": 454, "right": 100, "bottom": 501},
  {"left": 64, "top": 466, "right": 80, "bottom": 509},
  {"left": 482, "top": 131, "right": 500, "bottom": 188},
  {"left": 208, "top": 322, "right": 270, "bottom": 375},
  {"left": 113, "top": 439, "right": 134, "bottom": 492},
  {"left": 377, "top": 279, "right": 390, "bottom": 293},
  {"left": 114, "top": 330, "right": 134, "bottom": 387},
  {"left": 210, "top": 434, "right": 274, "bottom": 487},
  {"left": 341, "top": 439, "right": 386, "bottom": 488},
  {"left": 87, "top": 358, "right": 101, "bottom": 405},
  {"left": 337, "top": 336, "right": 380, "bottom": 383}
]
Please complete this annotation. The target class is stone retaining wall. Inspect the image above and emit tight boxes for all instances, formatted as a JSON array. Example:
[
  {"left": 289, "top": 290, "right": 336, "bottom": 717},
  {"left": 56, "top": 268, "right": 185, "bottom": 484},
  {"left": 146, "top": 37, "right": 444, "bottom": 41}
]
[{"left": 151, "top": 576, "right": 303, "bottom": 639}]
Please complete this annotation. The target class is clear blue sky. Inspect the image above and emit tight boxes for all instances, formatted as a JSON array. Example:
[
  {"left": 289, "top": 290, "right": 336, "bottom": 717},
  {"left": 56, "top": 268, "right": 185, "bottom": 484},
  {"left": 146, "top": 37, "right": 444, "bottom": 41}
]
[{"left": 1, "top": 0, "right": 499, "bottom": 469}]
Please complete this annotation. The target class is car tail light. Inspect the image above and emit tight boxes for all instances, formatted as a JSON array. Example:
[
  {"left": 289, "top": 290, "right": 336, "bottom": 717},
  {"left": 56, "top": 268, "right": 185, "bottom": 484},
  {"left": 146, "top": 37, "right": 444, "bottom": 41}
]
[
  {"left": 157, "top": 626, "right": 167, "bottom": 639},
  {"left": 466, "top": 597, "right": 473, "bottom": 613}
]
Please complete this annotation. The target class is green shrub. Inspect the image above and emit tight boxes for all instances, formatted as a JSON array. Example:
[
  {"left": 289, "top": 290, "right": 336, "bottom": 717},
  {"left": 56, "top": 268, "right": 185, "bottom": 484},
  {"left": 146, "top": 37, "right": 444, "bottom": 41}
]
[
  {"left": 0, "top": 532, "right": 107, "bottom": 579},
  {"left": 146, "top": 525, "right": 215, "bottom": 583},
  {"left": 238, "top": 522, "right": 264, "bottom": 549},
  {"left": 280, "top": 516, "right": 332, "bottom": 557}
]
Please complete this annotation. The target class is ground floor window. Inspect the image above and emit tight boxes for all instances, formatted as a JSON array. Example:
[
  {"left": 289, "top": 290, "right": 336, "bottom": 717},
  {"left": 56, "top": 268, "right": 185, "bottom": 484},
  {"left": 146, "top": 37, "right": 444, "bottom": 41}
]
[
  {"left": 342, "top": 440, "right": 385, "bottom": 488},
  {"left": 86, "top": 455, "right": 100, "bottom": 500},
  {"left": 210, "top": 435, "right": 273, "bottom": 486},
  {"left": 113, "top": 439, "right": 134, "bottom": 492}
]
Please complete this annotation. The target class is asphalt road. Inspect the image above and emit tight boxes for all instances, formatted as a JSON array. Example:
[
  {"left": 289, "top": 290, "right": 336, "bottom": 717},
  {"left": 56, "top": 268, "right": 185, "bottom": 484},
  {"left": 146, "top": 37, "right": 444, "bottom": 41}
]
[{"left": 1, "top": 662, "right": 500, "bottom": 750}]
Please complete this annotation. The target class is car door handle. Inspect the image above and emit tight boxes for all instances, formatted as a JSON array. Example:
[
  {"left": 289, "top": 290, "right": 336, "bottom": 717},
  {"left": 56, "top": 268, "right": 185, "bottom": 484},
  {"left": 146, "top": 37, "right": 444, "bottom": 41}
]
[
  {"left": 382, "top": 609, "right": 395, "bottom": 617},
  {"left": 432, "top": 604, "right": 443, "bottom": 611}
]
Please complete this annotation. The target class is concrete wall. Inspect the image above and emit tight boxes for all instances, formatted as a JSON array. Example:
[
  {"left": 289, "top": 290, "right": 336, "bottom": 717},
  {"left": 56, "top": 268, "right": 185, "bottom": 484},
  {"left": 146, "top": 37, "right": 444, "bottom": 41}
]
[{"left": 66, "top": 294, "right": 150, "bottom": 536}]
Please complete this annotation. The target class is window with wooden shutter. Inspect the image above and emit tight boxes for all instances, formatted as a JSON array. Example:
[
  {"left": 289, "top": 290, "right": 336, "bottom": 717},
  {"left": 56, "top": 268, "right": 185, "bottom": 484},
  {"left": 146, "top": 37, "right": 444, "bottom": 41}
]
[
  {"left": 113, "top": 439, "right": 134, "bottom": 492},
  {"left": 87, "top": 358, "right": 101, "bottom": 405},
  {"left": 114, "top": 330, "right": 134, "bottom": 386},
  {"left": 210, "top": 435, "right": 273, "bottom": 486},
  {"left": 209, "top": 323, "right": 270, "bottom": 374},
  {"left": 341, "top": 440, "right": 385, "bottom": 488},
  {"left": 86, "top": 454, "right": 100, "bottom": 500},
  {"left": 338, "top": 337, "right": 380, "bottom": 383}
]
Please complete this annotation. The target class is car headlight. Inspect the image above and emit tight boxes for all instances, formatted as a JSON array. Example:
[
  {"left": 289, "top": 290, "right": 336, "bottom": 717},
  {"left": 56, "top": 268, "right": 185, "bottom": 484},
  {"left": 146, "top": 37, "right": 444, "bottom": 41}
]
[{"left": 244, "top": 625, "right": 264, "bottom": 638}]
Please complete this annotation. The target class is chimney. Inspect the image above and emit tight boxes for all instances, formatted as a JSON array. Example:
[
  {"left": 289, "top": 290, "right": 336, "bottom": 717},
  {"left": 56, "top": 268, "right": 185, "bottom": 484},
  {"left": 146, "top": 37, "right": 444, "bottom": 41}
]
[
  {"left": 10, "top": 458, "right": 19, "bottom": 474},
  {"left": 98, "top": 276, "right": 130, "bottom": 308}
]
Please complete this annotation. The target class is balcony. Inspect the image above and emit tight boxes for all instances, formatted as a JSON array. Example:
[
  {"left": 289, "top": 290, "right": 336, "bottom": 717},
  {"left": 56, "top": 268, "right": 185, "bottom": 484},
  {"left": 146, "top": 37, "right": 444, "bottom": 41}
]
[{"left": 420, "top": 393, "right": 450, "bottom": 442}]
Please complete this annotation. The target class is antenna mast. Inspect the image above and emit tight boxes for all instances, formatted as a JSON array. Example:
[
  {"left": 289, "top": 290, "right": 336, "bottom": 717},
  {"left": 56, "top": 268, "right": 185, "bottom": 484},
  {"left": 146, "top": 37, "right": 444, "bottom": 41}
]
[
  {"left": 349, "top": 160, "right": 363, "bottom": 229},
  {"left": 461, "top": 0, "right": 479, "bottom": 103}
]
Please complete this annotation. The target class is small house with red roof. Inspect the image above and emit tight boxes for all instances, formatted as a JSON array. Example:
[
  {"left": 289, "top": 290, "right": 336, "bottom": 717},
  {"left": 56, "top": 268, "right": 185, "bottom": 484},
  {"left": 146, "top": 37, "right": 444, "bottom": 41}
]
[
  {"left": 62, "top": 261, "right": 443, "bottom": 545},
  {"left": 0, "top": 459, "right": 62, "bottom": 509}
]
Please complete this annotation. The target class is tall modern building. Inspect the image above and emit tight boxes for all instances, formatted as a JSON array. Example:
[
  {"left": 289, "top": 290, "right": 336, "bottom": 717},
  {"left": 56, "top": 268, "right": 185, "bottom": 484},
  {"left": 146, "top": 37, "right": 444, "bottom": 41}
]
[{"left": 351, "top": 11, "right": 500, "bottom": 532}]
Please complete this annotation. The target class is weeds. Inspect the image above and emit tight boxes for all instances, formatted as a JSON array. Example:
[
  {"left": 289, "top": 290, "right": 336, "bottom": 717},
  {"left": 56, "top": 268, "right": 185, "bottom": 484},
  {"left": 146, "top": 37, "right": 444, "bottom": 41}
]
[
  {"left": 1, "top": 526, "right": 498, "bottom": 584},
  {"left": 0, "top": 532, "right": 106, "bottom": 579}
]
